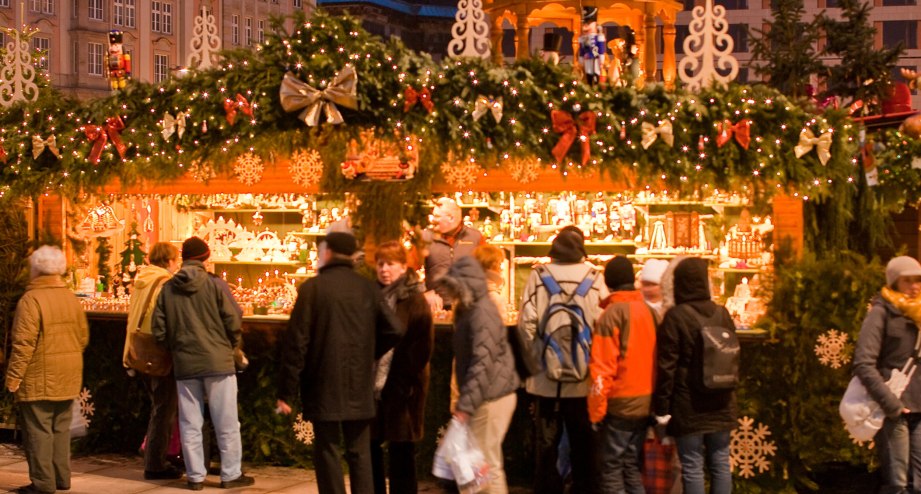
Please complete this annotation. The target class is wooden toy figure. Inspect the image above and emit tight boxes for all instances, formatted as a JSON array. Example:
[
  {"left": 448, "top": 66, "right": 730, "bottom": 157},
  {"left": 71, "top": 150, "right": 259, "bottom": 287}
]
[
  {"left": 578, "top": 7, "right": 606, "bottom": 86},
  {"left": 107, "top": 30, "right": 131, "bottom": 90}
]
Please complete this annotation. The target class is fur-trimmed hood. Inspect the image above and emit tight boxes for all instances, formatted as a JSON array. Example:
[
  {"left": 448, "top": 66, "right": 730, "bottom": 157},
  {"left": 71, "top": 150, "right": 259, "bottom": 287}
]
[
  {"left": 661, "top": 256, "right": 711, "bottom": 310},
  {"left": 435, "top": 256, "right": 489, "bottom": 309}
]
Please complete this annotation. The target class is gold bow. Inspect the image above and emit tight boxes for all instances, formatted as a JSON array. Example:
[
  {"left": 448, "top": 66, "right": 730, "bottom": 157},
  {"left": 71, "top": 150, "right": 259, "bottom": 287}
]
[
  {"left": 472, "top": 96, "right": 502, "bottom": 123},
  {"left": 640, "top": 121, "right": 674, "bottom": 150},
  {"left": 794, "top": 128, "right": 832, "bottom": 165},
  {"left": 279, "top": 66, "right": 358, "bottom": 127},
  {"left": 162, "top": 111, "right": 187, "bottom": 141},
  {"left": 32, "top": 135, "right": 60, "bottom": 159}
]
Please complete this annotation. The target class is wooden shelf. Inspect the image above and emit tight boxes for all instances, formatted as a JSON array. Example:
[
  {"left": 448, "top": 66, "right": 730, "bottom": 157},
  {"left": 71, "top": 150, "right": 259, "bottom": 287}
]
[
  {"left": 202, "top": 208, "right": 307, "bottom": 213},
  {"left": 211, "top": 260, "right": 303, "bottom": 266},
  {"left": 719, "top": 267, "right": 762, "bottom": 273},
  {"left": 494, "top": 240, "right": 635, "bottom": 247}
]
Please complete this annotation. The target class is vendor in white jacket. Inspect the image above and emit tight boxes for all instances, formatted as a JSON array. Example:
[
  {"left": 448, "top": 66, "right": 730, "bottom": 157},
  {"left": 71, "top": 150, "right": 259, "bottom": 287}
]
[{"left": 517, "top": 226, "right": 607, "bottom": 494}]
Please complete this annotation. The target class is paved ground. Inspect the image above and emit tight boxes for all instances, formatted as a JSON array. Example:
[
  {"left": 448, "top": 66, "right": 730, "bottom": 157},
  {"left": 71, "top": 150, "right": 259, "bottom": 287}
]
[{"left": 0, "top": 444, "right": 460, "bottom": 493}]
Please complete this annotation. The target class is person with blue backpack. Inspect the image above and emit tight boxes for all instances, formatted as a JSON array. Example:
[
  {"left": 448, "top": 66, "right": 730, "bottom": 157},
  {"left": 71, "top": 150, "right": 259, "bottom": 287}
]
[{"left": 517, "top": 226, "right": 608, "bottom": 494}]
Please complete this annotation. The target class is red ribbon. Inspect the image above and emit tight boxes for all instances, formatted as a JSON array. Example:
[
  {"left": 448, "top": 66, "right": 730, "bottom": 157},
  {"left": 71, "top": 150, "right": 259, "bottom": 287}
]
[
  {"left": 403, "top": 87, "right": 434, "bottom": 113},
  {"left": 0, "top": 142, "right": 7, "bottom": 163},
  {"left": 551, "top": 109, "right": 596, "bottom": 165},
  {"left": 716, "top": 119, "right": 751, "bottom": 150},
  {"left": 224, "top": 93, "right": 254, "bottom": 125},
  {"left": 84, "top": 117, "right": 127, "bottom": 163}
]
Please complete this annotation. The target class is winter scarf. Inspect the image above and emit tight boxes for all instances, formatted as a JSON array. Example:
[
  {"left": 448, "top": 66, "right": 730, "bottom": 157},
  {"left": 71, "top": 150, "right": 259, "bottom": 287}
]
[
  {"left": 374, "top": 271, "right": 422, "bottom": 398},
  {"left": 882, "top": 286, "right": 921, "bottom": 328}
]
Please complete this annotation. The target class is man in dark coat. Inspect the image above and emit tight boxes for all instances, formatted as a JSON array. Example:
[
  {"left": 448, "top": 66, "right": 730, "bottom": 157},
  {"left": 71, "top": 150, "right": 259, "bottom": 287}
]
[
  {"left": 277, "top": 232, "right": 405, "bottom": 494},
  {"left": 653, "top": 256, "right": 737, "bottom": 494}
]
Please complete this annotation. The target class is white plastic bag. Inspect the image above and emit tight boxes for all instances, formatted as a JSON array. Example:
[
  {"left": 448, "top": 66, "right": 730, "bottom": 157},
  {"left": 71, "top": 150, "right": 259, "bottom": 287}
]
[
  {"left": 432, "top": 418, "right": 490, "bottom": 493},
  {"left": 840, "top": 363, "right": 915, "bottom": 442}
]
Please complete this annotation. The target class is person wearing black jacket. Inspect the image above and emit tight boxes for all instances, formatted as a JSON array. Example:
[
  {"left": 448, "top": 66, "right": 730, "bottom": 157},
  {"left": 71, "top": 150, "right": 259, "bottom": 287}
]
[
  {"left": 277, "top": 232, "right": 405, "bottom": 494},
  {"left": 653, "top": 257, "right": 737, "bottom": 494}
]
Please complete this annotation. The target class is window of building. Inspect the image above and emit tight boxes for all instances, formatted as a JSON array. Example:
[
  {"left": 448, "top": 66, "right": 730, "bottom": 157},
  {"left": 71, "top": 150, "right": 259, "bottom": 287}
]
[
  {"left": 154, "top": 53, "right": 168, "bottom": 82},
  {"left": 88, "top": 42, "right": 104, "bottom": 76},
  {"left": 115, "top": 0, "right": 135, "bottom": 27},
  {"left": 721, "top": 0, "right": 748, "bottom": 8},
  {"left": 676, "top": 24, "right": 691, "bottom": 52},
  {"left": 232, "top": 15, "right": 240, "bottom": 46},
  {"left": 125, "top": 0, "right": 135, "bottom": 27},
  {"left": 72, "top": 41, "right": 78, "bottom": 73},
  {"left": 883, "top": 0, "right": 916, "bottom": 5},
  {"left": 825, "top": 0, "right": 838, "bottom": 7},
  {"left": 245, "top": 17, "right": 252, "bottom": 46},
  {"left": 727, "top": 23, "right": 748, "bottom": 52},
  {"left": 294, "top": 0, "right": 302, "bottom": 8},
  {"left": 30, "top": 0, "right": 52, "bottom": 13},
  {"left": 88, "top": 0, "right": 102, "bottom": 20},
  {"left": 151, "top": 1, "right": 161, "bottom": 32},
  {"left": 258, "top": 19, "right": 265, "bottom": 44},
  {"left": 883, "top": 21, "right": 918, "bottom": 50},
  {"left": 683, "top": 0, "right": 696, "bottom": 10},
  {"left": 0, "top": 0, "right": 9, "bottom": 8},
  {"left": 151, "top": 1, "right": 170, "bottom": 33},
  {"left": 33, "top": 36, "right": 49, "bottom": 71}
]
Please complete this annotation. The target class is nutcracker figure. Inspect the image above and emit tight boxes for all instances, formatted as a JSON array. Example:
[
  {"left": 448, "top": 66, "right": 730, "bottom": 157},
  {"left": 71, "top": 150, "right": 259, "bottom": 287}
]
[
  {"left": 578, "top": 7, "right": 606, "bottom": 86},
  {"left": 107, "top": 30, "right": 131, "bottom": 90}
]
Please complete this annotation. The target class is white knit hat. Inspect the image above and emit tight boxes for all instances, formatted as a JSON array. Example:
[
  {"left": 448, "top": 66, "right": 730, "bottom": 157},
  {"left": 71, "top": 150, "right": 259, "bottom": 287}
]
[
  {"left": 640, "top": 259, "right": 669, "bottom": 284},
  {"left": 886, "top": 256, "right": 921, "bottom": 287}
]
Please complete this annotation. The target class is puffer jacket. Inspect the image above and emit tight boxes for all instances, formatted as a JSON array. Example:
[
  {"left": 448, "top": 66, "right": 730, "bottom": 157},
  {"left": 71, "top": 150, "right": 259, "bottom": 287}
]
[
  {"left": 653, "top": 257, "right": 737, "bottom": 437},
  {"left": 439, "top": 256, "right": 519, "bottom": 415},
  {"left": 517, "top": 261, "right": 608, "bottom": 398},
  {"left": 122, "top": 264, "right": 172, "bottom": 368},
  {"left": 151, "top": 260, "right": 242, "bottom": 380},
  {"left": 5, "top": 275, "right": 89, "bottom": 402},
  {"left": 854, "top": 296, "right": 921, "bottom": 417}
]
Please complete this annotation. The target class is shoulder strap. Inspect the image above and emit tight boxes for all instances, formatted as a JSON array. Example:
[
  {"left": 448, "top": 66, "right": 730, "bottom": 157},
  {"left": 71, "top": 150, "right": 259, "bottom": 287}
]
[
  {"left": 135, "top": 277, "right": 168, "bottom": 332},
  {"left": 537, "top": 265, "right": 562, "bottom": 296},
  {"left": 574, "top": 269, "right": 596, "bottom": 298}
]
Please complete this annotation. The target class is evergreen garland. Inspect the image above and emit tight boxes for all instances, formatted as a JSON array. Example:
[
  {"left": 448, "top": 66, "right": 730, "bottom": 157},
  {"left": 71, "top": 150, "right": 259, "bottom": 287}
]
[{"left": 94, "top": 237, "right": 112, "bottom": 292}]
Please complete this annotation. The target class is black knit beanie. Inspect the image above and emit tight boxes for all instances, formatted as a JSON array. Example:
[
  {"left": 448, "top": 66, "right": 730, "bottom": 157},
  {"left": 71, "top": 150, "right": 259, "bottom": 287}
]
[
  {"left": 604, "top": 256, "right": 635, "bottom": 290},
  {"left": 181, "top": 236, "right": 210, "bottom": 261},
  {"left": 548, "top": 226, "right": 587, "bottom": 263},
  {"left": 323, "top": 231, "right": 358, "bottom": 256}
]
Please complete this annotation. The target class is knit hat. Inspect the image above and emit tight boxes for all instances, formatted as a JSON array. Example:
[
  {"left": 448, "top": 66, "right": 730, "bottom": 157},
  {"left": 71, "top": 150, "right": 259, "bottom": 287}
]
[
  {"left": 604, "top": 256, "right": 635, "bottom": 290},
  {"left": 323, "top": 231, "right": 358, "bottom": 256},
  {"left": 548, "top": 226, "right": 587, "bottom": 263},
  {"left": 640, "top": 259, "right": 669, "bottom": 285},
  {"left": 181, "top": 236, "right": 210, "bottom": 261},
  {"left": 886, "top": 256, "right": 921, "bottom": 287}
]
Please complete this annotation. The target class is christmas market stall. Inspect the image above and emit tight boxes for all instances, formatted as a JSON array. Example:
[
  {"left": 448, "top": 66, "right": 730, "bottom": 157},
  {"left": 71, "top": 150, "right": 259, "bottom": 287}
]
[{"left": 0, "top": 1, "right": 920, "bottom": 490}]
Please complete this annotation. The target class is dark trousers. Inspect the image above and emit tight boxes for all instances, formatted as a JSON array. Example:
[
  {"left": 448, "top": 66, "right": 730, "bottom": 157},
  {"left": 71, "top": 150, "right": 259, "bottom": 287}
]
[
  {"left": 314, "top": 419, "right": 372, "bottom": 494},
  {"left": 371, "top": 440, "right": 418, "bottom": 494},
  {"left": 599, "top": 416, "right": 647, "bottom": 494},
  {"left": 533, "top": 396, "right": 601, "bottom": 494},
  {"left": 19, "top": 400, "right": 73, "bottom": 493},
  {"left": 142, "top": 373, "right": 178, "bottom": 472}
]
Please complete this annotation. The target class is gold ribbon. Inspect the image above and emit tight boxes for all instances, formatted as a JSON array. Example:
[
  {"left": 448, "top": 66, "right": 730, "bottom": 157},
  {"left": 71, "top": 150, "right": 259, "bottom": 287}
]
[
  {"left": 472, "top": 96, "right": 502, "bottom": 123},
  {"left": 162, "top": 111, "right": 187, "bottom": 141},
  {"left": 279, "top": 66, "right": 358, "bottom": 127},
  {"left": 640, "top": 121, "right": 674, "bottom": 150},
  {"left": 794, "top": 128, "right": 832, "bottom": 165},
  {"left": 32, "top": 135, "right": 60, "bottom": 159}
]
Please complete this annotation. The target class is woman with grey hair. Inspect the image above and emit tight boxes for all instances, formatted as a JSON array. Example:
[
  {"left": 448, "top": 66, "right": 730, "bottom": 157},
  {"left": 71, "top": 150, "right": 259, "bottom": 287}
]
[{"left": 5, "top": 245, "right": 89, "bottom": 494}]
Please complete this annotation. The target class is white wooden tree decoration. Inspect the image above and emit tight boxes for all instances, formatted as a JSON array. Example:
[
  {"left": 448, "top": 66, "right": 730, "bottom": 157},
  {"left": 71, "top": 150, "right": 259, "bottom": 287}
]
[
  {"left": 447, "top": 0, "right": 491, "bottom": 59},
  {"left": 678, "top": 0, "right": 739, "bottom": 92},
  {"left": 0, "top": 25, "right": 39, "bottom": 107},
  {"left": 187, "top": 3, "right": 221, "bottom": 70}
]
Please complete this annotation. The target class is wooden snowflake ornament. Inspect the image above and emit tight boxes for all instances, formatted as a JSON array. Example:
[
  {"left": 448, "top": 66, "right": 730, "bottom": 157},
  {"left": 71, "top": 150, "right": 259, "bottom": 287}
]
[
  {"left": 187, "top": 160, "right": 216, "bottom": 183},
  {"left": 815, "top": 329, "right": 850, "bottom": 369},
  {"left": 678, "top": 0, "right": 739, "bottom": 92},
  {"left": 730, "top": 416, "right": 777, "bottom": 478},
  {"left": 76, "top": 387, "right": 95, "bottom": 429},
  {"left": 234, "top": 152, "right": 264, "bottom": 186},
  {"left": 507, "top": 158, "right": 540, "bottom": 185},
  {"left": 293, "top": 413, "right": 315, "bottom": 445},
  {"left": 289, "top": 149, "right": 324, "bottom": 188},
  {"left": 441, "top": 154, "right": 482, "bottom": 189}
]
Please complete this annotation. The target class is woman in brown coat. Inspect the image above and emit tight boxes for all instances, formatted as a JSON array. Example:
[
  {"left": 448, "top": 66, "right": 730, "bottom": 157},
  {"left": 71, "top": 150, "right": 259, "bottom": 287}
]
[
  {"left": 371, "top": 241, "right": 434, "bottom": 494},
  {"left": 5, "top": 246, "right": 89, "bottom": 494}
]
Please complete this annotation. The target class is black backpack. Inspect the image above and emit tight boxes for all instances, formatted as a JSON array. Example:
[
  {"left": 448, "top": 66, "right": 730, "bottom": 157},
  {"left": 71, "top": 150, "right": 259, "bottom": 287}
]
[{"left": 689, "top": 306, "right": 740, "bottom": 391}]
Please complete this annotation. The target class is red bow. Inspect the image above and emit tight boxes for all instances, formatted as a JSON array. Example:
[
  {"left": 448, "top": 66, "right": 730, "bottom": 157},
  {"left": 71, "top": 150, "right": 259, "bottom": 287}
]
[
  {"left": 84, "top": 116, "right": 128, "bottom": 163},
  {"left": 0, "top": 142, "right": 6, "bottom": 163},
  {"left": 403, "top": 87, "right": 434, "bottom": 113},
  {"left": 551, "top": 110, "right": 596, "bottom": 165},
  {"left": 224, "top": 93, "right": 254, "bottom": 125},
  {"left": 716, "top": 119, "right": 751, "bottom": 150}
]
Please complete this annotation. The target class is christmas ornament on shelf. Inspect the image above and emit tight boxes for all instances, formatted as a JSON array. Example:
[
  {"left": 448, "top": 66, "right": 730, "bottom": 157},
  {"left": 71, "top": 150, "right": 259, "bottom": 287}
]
[
  {"left": 118, "top": 222, "right": 146, "bottom": 284},
  {"left": 730, "top": 416, "right": 777, "bottom": 479},
  {"left": 440, "top": 153, "right": 482, "bottom": 189},
  {"left": 280, "top": 66, "right": 358, "bottom": 127},
  {"left": 815, "top": 329, "right": 850, "bottom": 369},
  {"left": 446, "top": 0, "right": 490, "bottom": 59},
  {"left": 187, "top": 2, "right": 221, "bottom": 70},
  {"left": 289, "top": 149, "right": 324, "bottom": 188},
  {"left": 0, "top": 22, "right": 39, "bottom": 107},
  {"left": 678, "top": 0, "right": 739, "bottom": 92},
  {"left": 234, "top": 152, "right": 264, "bottom": 186}
]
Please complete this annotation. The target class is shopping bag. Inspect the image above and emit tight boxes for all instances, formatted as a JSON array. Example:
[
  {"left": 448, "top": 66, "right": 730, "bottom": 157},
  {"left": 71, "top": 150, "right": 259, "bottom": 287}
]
[
  {"left": 643, "top": 434, "right": 677, "bottom": 494},
  {"left": 840, "top": 363, "right": 915, "bottom": 442},
  {"left": 432, "top": 418, "right": 490, "bottom": 493}
]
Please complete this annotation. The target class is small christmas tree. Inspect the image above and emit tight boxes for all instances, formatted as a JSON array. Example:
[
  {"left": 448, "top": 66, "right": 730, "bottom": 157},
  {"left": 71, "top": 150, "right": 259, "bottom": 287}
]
[
  {"left": 95, "top": 237, "right": 112, "bottom": 292},
  {"left": 749, "top": 0, "right": 823, "bottom": 100},
  {"left": 118, "top": 222, "right": 146, "bottom": 282}
]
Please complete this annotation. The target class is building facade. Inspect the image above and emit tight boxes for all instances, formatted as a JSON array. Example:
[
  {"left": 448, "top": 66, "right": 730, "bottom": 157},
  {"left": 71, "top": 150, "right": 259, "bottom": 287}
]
[{"left": 0, "top": 0, "right": 315, "bottom": 99}]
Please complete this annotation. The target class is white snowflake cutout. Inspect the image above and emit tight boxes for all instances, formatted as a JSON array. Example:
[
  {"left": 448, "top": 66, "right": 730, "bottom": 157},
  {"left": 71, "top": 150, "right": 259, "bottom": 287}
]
[
  {"left": 288, "top": 149, "right": 324, "bottom": 188},
  {"left": 234, "top": 152, "right": 264, "bottom": 186},
  {"left": 730, "top": 416, "right": 777, "bottom": 478},
  {"left": 77, "top": 387, "right": 94, "bottom": 428},
  {"left": 507, "top": 158, "right": 540, "bottom": 184},
  {"left": 441, "top": 156, "right": 482, "bottom": 189},
  {"left": 292, "top": 413, "right": 314, "bottom": 446},
  {"left": 187, "top": 160, "right": 216, "bottom": 183},
  {"left": 815, "top": 329, "right": 850, "bottom": 369}
]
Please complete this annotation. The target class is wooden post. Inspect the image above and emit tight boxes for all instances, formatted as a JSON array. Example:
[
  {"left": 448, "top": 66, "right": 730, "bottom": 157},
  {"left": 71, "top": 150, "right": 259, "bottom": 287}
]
[{"left": 772, "top": 194, "right": 804, "bottom": 259}]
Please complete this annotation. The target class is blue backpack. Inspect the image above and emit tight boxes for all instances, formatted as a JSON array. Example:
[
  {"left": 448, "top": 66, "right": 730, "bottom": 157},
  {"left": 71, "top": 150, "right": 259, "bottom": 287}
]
[{"left": 537, "top": 266, "right": 597, "bottom": 383}]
